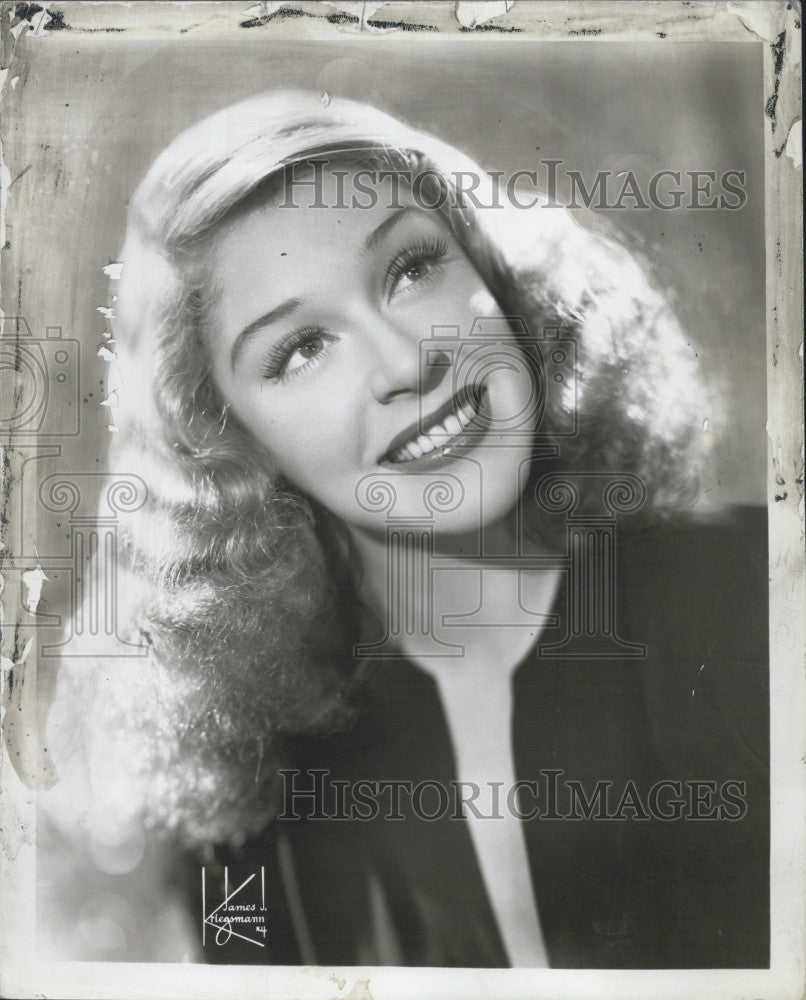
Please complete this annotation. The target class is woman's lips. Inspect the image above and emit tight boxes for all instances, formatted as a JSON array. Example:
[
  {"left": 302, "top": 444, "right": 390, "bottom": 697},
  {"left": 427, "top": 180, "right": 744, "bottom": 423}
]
[{"left": 379, "top": 385, "right": 490, "bottom": 470}]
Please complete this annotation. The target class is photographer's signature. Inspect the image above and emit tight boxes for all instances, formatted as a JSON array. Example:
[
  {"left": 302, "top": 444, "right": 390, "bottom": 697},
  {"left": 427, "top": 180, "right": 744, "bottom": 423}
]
[{"left": 201, "top": 867, "right": 268, "bottom": 946}]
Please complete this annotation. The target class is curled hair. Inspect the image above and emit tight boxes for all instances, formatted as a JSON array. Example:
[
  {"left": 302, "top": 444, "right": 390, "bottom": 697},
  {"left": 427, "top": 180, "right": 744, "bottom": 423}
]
[{"left": 46, "top": 92, "right": 712, "bottom": 848}]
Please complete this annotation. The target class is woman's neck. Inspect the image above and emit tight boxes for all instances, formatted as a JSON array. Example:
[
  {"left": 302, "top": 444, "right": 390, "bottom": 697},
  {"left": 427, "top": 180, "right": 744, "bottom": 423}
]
[
  {"left": 349, "top": 504, "right": 560, "bottom": 677},
  {"left": 351, "top": 502, "right": 522, "bottom": 602}
]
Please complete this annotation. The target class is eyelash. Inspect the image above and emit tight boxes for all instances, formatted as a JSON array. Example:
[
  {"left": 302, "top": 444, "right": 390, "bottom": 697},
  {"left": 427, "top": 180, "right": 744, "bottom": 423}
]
[
  {"left": 259, "top": 234, "right": 451, "bottom": 383},
  {"left": 385, "top": 235, "right": 450, "bottom": 297},
  {"left": 258, "top": 325, "right": 327, "bottom": 382}
]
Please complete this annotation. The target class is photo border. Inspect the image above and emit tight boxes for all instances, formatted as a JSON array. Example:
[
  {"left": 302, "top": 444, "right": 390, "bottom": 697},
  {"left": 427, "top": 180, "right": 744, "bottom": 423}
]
[{"left": 1, "top": 2, "right": 802, "bottom": 998}]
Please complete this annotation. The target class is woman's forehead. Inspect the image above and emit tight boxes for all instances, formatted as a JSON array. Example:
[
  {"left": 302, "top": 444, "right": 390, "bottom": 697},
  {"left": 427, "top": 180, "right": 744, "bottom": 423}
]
[{"left": 211, "top": 167, "right": 445, "bottom": 271}]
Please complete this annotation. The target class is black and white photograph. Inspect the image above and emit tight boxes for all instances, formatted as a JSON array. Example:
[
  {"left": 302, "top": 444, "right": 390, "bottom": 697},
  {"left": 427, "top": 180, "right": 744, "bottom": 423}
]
[{"left": 0, "top": 2, "right": 803, "bottom": 998}]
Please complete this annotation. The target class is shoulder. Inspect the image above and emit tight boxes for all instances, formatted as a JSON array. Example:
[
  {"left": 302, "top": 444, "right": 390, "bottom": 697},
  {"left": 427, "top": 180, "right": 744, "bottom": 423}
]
[
  {"left": 617, "top": 504, "right": 768, "bottom": 660},
  {"left": 618, "top": 505, "right": 769, "bottom": 778},
  {"left": 619, "top": 503, "right": 767, "bottom": 600}
]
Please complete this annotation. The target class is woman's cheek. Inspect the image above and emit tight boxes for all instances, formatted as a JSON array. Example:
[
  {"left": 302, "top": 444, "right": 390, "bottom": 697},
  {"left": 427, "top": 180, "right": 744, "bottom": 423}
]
[
  {"left": 469, "top": 286, "right": 499, "bottom": 316},
  {"left": 268, "top": 403, "right": 364, "bottom": 483}
]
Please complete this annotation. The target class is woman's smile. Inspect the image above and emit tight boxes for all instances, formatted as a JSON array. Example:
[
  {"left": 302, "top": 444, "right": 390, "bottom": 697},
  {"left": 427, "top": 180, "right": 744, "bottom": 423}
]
[
  {"left": 205, "top": 165, "right": 537, "bottom": 536},
  {"left": 379, "top": 383, "right": 489, "bottom": 467}
]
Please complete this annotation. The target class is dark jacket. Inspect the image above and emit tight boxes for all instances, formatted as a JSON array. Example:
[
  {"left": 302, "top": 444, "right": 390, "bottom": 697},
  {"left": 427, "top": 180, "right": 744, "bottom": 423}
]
[{"left": 200, "top": 506, "right": 769, "bottom": 968}]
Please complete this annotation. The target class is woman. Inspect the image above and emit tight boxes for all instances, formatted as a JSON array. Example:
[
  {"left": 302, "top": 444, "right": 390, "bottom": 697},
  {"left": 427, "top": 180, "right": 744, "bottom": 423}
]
[{"left": 43, "top": 91, "right": 768, "bottom": 968}]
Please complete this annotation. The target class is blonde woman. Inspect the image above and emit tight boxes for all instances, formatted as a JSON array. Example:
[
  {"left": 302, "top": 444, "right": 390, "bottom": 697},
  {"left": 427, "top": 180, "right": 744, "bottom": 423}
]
[{"left": 43, "top": 91, "right": 768, "bottom": 968}]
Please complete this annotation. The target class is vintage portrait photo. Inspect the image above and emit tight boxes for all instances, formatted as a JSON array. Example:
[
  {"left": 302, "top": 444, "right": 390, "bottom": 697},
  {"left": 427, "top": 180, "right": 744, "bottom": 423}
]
[{"left": 0, "top": 2, "right": 803, "bottom": 998}]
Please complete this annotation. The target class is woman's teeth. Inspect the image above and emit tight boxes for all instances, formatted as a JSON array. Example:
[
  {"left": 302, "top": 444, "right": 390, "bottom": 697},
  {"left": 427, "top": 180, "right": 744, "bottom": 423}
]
[{"left": 390, "top": 396, "right": 478, "bottom": 463}]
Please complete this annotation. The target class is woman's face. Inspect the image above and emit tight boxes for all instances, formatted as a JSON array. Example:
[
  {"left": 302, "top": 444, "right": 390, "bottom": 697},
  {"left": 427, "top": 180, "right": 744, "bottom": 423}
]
[{"left": 205, "top": 166, "right": 538, "bottom": 539}]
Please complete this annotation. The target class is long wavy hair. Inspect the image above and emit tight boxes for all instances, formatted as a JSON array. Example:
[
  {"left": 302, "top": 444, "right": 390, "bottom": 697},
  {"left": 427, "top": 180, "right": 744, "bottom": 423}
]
[{"left": 46, "top": 91, "right": 710, "bottom": 849}]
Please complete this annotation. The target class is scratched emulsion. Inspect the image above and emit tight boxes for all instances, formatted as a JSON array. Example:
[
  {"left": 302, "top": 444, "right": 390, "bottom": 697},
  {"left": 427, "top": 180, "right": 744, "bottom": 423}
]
[
  {"left": 1, "top": 4, "right": 44, "bottom": 871},
  {"left": 727, "top": 1, "right": 806, "bottom": 515}
]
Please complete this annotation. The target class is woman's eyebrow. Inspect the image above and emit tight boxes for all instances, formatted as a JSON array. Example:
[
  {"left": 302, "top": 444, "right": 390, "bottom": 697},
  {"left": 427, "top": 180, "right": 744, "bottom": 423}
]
[
  {"left": 362, "top": 205, "right": 422, "bottom": 255},
  {"left": 230, "top": 298, "right": 302, "bottom": 370}
]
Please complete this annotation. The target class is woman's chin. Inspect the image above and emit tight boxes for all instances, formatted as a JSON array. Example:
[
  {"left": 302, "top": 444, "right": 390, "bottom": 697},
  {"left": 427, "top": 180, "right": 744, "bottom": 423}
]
[{"left": 337, "top": 452, "right": 530, "bottom": 545}]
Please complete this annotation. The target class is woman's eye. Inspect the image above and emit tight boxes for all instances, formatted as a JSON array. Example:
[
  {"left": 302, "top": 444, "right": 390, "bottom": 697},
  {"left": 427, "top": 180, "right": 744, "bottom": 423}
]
[
  {"left": 395, "top": 258, "right": 436, "bottom": 292},
  {"left": 387, "top": 236, "right": 449, "bottom": 298},
  {"left": 285, "top": 334, "right": 325, "bottom": 373},
  {"left": 260, "top": 328, "right": 331, "bottom": 382}
]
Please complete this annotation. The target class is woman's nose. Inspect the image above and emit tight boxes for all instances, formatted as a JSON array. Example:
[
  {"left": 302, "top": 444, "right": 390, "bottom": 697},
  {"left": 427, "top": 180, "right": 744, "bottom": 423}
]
[{"left": 366, "top": 317, "right": 449, "bottom": 404}]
